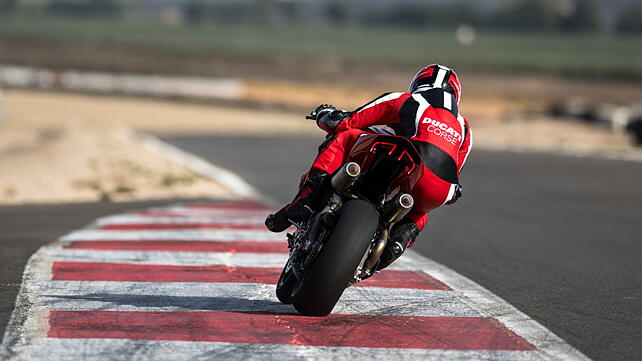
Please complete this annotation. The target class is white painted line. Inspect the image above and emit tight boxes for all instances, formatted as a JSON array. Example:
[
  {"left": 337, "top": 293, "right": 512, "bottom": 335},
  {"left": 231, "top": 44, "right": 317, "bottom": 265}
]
[
  {"left": 1, "top": 246, "right": 54, "bottom": 354},
  {"left": 47, "top": 247, "right": 431, "bottom": 271},
  {"left": 51, "top": 248, "right": 288, "bottom": 268},
  {"left": 60, "top": 229, "right": 284, "bottom": 242},
  {"left": 34, "top": 281, "right": 481, "bottom": 317},
  {"left": 140, "top": 205, "right": 274, "bottom": 215},
  {"left": 141, "top": 134, "right": 264, "bottom": 200},
  {"left": 94, "top": 215, "right": 267, "bottom": 226},
  {"left": 15, "top": 338, "right": 554, "bottom": 361},
  {"left": 142, "top": 204, "right": 274, "bottom": 212}
]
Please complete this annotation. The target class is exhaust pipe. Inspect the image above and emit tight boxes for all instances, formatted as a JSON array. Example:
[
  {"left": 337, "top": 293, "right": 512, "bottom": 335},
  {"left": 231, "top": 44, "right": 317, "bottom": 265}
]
[
  {"left": 331, "top": 162, "right": 360, "bottom": 192},
  {"left": 385, "top": 193, "right": 414, "bottom": 223},
  {"left": 360, "top": 194, "right": 413, "bottom": 279},
  {"left": 361, "top": 228, "right": 389, "bottom": 278}
]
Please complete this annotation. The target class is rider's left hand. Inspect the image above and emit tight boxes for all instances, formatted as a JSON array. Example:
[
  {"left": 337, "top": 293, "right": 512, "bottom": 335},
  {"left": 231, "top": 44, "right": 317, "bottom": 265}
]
[{"left": 308, "top": 104, "right": 336, "bottom": 121}]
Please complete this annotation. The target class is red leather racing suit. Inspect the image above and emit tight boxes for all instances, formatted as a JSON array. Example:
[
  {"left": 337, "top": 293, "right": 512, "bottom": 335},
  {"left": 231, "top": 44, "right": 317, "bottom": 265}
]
[{"left": 310, "top": 88, "right": 473, "bottom": 231}]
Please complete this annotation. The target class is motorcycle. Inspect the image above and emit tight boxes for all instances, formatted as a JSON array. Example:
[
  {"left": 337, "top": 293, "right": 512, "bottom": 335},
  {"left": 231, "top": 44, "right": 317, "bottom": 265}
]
[{"left": 276, "top": 129, "right": 424, "bottom": 316}]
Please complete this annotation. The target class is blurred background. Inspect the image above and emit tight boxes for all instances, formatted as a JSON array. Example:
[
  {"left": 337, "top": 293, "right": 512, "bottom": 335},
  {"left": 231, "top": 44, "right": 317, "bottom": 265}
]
[{"left": 1, "top": 0, "right": 641, "bottom": 204}]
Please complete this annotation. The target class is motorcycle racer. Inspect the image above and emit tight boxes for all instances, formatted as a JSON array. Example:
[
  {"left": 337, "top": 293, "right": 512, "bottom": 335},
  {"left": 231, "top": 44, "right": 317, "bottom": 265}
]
[{"left": 266, "top": 64, "right": 472, "bottom": 270}]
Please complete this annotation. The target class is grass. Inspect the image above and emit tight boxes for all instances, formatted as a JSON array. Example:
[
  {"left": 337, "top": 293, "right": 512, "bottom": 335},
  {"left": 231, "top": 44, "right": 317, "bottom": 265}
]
[
  {"left": 0, "top": 15, "right": 641, "bottom": 80},
  {"left": 160, "top": 174, "right": 196, "bottom": 188}
]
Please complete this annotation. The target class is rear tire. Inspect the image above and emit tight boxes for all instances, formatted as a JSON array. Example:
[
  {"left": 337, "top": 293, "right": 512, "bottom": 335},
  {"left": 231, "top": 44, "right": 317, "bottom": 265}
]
[
  {"left": 291, "top": 199, "right": 379, "bottom": 316},
  {"left": 276, "top": 259, "right": 296, "bottom": 304}
]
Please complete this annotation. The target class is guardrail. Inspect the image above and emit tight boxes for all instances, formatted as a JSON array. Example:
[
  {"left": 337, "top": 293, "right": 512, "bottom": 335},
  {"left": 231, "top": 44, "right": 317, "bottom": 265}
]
[{"left": 0, "top": 65, "right": 245, "bottom": 100}]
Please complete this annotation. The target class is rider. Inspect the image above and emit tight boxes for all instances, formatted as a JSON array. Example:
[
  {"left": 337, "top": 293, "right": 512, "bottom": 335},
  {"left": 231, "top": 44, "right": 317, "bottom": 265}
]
[{"left": 265, "top": 64, "right": 472, "bottom": 270}]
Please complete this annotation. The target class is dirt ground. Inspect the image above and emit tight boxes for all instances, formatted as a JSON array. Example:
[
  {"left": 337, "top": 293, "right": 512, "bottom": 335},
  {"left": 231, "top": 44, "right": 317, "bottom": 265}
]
[
  {"left": 0, "top": 90, "right": 235, "bottom": 205},
  {"left": 1, "top": 88, "right": 641, "bottom": 205}
]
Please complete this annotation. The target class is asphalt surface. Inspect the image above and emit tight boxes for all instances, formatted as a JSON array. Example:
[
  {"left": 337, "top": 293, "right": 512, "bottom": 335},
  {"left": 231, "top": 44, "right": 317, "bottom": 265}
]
[{"left": 158, "top": 134, "right": 642, "bottom": 361}]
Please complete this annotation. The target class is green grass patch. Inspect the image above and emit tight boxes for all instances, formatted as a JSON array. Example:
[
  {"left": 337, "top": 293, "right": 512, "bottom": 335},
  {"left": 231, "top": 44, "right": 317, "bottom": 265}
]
[{"left": 0, "top": 15, "right": 641, "bottom": 80}]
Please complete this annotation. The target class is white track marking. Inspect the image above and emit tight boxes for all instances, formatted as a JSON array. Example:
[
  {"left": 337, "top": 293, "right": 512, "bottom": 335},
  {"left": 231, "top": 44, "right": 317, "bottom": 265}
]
[
  {"left": 142, "top": 135, "right": 264, "bottom": 201},
  {"left": 32, "top": 281, "right": 481, "bottom": 317},
  {"left": 61, "top": 229, "right": 284, "bottom": 242},
  {"left": 52, "top": 249, "right": 288, "bottom": 267},
  {"left": 95, "top": 215, "right": 267, "bottom": 226},
  {"left": 49, "top": 247, "right": 437, "bottom": 270},
  {"left": 128, "top": 207, "right": 276, "bottom": 220},
  {"left": 17, "top": 338, "right": 555, "bottom": 361},
  {"left": 141, "top": 205, "right": 274, "bottom": 215}
]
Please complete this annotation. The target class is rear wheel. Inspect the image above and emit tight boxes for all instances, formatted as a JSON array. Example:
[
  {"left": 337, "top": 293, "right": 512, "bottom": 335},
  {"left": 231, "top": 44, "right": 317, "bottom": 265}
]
[
  {"left": 276, "top": 259, "right": 296, "bottom": 304},
  {"left": 291, "top": 199, "right": 379, "bottom": 316}
]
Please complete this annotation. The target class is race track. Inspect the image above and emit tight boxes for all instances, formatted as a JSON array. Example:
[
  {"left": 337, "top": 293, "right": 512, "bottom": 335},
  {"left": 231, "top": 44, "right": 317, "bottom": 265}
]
[
  {"left": 157, "top": 134, "right": 642, "bottom": 361},
  {"left": 1, "top": 200, "right": 585, "bottom": 360},
  {"left": 1, "top": 133, "right": 640, "bottom": 361}
]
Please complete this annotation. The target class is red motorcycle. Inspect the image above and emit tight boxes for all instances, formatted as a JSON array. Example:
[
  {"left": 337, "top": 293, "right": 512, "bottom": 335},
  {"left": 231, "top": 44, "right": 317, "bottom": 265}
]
[{"left": 276, "top": 132, "right": 423, "bottom": 316}]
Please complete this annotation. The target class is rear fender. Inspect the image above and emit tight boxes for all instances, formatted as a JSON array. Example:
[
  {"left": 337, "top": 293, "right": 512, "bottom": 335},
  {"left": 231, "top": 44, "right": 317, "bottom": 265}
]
[{"left": 347, "top": 134, "right": 423, "bottom": 202}]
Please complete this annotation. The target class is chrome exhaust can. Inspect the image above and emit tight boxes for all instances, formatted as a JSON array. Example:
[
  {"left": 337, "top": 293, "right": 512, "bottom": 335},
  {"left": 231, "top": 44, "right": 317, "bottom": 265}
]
[
  {"left": 331, "top": 162, "right": 361, "bottom": 193},
  {"left": 385, "top": 193, "right": 414, "bottom": 223}
]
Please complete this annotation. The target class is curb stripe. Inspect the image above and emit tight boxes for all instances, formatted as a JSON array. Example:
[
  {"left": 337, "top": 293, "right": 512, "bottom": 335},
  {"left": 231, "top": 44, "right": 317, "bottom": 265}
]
[
  {"left": 51, "top": 262, "right": 450, "bottom": 290},
  {"left": 51, "top": 248, "right": 440, "bottom": 270},
  {"left": 48, "top": 311, "right": 535, "bottom": 351},
  {"left": 61, "top": 230, "right": 285, "bottom": 242},
  {"left": 137, "top": 209, "right": 275, "bottom": 218},
  {"left": 2, "top": 199, "right": 592, "bottom": 360},
  {"left": 99, "top": 223, "right": 269, "bottom": 231},
  {"left": 52, "top": 249, "right": 288, "bottom": 268},
  {"left": 64, "top": 240, "right": 289, "bottom": 253},
  {"left": 184, "top": 202, "right": 272, "bottom": 210},
  {"left": 95, "top": 216, "right": 267, "bottom": 226},
  {"left": 38, "top": 281, "right": 478, "bottom": 317},
  {"left": 14, "top": 339, "right": 555, "bottom": 361},
  {"left": 52, "top": 262, "right": 279, "bottom": 284}
]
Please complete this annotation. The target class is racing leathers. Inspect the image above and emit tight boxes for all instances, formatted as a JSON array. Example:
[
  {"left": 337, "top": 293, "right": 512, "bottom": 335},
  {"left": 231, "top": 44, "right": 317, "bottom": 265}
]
[
  {"left": 312, "top": 88, "right": 472, "bottom": 232},
  {"left": 266, "top": 87, "right": 472, "bottom": 269}
]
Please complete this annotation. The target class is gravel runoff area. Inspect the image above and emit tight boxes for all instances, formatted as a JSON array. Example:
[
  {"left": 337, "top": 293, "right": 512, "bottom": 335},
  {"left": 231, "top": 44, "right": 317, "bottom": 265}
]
[
  {"left": 1, "top": 88, "right": 641, "bottom": 205},
  {"left": 0, "top": 90, "right": 235, "bottom": 205}
]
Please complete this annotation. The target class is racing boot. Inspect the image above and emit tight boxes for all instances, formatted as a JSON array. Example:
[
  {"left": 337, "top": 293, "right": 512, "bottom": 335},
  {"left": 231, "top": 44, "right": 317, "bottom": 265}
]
[
  {"left": 376, "top": 220, "right": 419, "bottom": 271},
  {"left": 265, "top": 170, "right": 330, "bottom": 232}
]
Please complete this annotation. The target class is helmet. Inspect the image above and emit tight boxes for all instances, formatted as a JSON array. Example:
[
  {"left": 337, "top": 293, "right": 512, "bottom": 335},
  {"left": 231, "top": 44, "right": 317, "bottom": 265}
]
[{"left": 409, "top": 64, "right": 462, "bottom": 103}]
